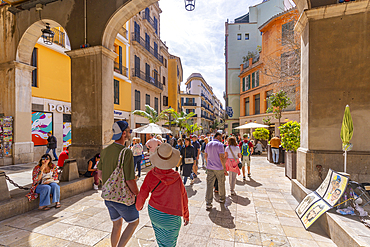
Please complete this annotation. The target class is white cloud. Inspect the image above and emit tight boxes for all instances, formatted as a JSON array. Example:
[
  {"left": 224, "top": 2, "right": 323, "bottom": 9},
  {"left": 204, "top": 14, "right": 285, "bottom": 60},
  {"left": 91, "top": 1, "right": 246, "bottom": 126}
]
[{"left": 159, "top": 0, "right": 261, "bottom": 105}]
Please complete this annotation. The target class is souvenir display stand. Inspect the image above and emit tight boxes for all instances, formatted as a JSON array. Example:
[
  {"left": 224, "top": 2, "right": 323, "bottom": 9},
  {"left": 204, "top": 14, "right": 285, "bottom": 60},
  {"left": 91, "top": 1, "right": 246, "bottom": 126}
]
[{"left": 0, "top": 116, "right": 13, "bottom": 166}]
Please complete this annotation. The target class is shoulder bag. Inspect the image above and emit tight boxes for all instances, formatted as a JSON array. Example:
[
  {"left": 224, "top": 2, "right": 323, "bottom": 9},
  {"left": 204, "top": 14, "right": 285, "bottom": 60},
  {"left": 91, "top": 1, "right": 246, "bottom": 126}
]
[
  {"left": 184, "top": 147, "right": 194, "bottom": 164},
  {"left": 230, "top": 146, "right": 242, "bottom": 169},
  {"left": 101, "top": 148, "right": 136, "bottom": 206}
]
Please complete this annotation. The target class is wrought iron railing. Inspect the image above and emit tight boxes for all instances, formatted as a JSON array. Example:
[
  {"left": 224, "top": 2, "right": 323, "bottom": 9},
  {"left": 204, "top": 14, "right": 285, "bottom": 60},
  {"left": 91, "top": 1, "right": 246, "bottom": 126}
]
[
  {"left": 184, "top": 102, "right": 197, "bottom": 106},
  {"left": 131, "top": 68, "right": 163, "bottom": 90},
  {"left": 142, "top": 12, "right": 157, "bottom": 31},
  {"left": 51, "top": 28, "right": 65, "bottom": 47},
  {"left": 131, "top": 32, "right": 163, "bottom": 64},
  {"left": 114, "top": 62, "right": 128, "bottom": 77}
]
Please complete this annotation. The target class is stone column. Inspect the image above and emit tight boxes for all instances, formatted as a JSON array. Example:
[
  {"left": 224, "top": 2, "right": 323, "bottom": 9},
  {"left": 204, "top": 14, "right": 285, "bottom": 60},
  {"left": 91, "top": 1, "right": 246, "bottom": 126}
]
[
  {"left": 67, "top": 46, "right": 117, "bottom": 172},
  {"left": 0, "top": 61, "right": 34, "bottom": 165},
  {"left": 296, "top": 4, "right": 370, "bottom": 189}
]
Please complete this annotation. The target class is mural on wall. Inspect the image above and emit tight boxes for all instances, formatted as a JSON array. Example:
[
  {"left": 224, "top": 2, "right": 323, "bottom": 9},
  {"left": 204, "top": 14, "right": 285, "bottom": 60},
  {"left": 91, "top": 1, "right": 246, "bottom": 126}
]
[
  {"left": 63, "top": 122, "right": 71, "bottom": 150},
  {"left": 32, "top": 112, "right": 53, "bottom": 146}
]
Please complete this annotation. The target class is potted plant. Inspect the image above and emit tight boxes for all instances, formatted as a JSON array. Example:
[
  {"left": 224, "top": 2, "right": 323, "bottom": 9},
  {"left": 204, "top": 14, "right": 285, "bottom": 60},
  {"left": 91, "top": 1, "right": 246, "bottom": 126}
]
[
  {"left": 279, "top": 121, "right": 300, "bottom": 179},
  {"left": 252, "top": 127, "right": 269, "bottom": 155}
]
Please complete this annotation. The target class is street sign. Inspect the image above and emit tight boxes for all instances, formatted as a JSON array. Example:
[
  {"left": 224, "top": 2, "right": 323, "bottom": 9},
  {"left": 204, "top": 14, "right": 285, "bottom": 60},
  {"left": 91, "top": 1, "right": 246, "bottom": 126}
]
[{"left": 226, "top": 106, "right": 233, "bottom": 118}]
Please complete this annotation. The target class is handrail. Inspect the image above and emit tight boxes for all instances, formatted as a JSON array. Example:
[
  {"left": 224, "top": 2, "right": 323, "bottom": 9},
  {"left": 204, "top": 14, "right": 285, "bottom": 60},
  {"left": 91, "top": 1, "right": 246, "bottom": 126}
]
[
  {"left": 131, "top": 68, "right": 163, "bottom": 90},
  {"left": 114, "top": 62, "right": 128, "bottom": 77},
  {"left": 142, "top": 12, "right": 157, "bottom": 31},
  {"left": 131, "top": 32, "right": 163, "bottom": 64}
]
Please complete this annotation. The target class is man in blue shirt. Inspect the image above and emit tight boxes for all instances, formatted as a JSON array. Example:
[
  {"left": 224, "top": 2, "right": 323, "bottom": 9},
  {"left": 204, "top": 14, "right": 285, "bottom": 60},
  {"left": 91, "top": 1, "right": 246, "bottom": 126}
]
[
  {"left": 204, "top": 132, "right": 227, "bottom": 209},
  {"left": 191, "top": 135, "right": 200, "bottom": 178}
]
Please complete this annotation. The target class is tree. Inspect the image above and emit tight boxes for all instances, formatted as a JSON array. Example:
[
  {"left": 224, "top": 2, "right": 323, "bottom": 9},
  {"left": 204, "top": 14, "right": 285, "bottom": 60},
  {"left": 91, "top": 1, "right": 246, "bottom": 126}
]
[
  {"left": 252, "top": 128, "right": 269, "bottom": 141},
  {"left": 210, "top": 119, "right": 222, "bottom": 131},
  {"left": 184, "top": 123, "right": 203, "bottom": 136},
  {"left": 266, "top": 90, "right": 291, "bottom": 134},
  {"left": 279, "top": 121, "right": 300, "bottom": 152},
  {"left": 164, "top": 108, "right": 196, "bottom": 133},
  {"left": 132, "top": 105, "right": 168, "bottom": 124},
  {"left": 243, "top": 51, "right": 258, "bottom": 63}
]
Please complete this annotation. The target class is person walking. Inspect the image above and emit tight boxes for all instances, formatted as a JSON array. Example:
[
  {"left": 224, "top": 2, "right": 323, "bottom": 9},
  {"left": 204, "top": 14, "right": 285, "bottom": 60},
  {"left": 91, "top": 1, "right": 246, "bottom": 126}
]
[
  {"left": 200, "top": 137, "right": 209, "bottom": 168},
  {"left": 225, "top": 137, "right": 241, "bottom": 195},
  {"left": 146, "top": 134, "right": 162, "bottom": 155},
  {"left": 191, "top": 135, "right": 200, "bottom": 178},
  {"left": 26, "top": 154, "right": 61, "bottom": 210},
  {"left": 205, "top": 132, "right": 227, "bottom": 209},
  {"left": 270, "top": 136, "right": 281, "bottom": 164},
  {"left": 46, "top": 132, "right": 58, "bottom": 161},
  {"left": 169, "top": 134, "right": 177, "bottom": 148},
  {"left": 131, "top": 137, "right": 143, "bottom": 178},
  {"left": 84, "top": 153, "right": 101, "bottom": 190},
  {"left": 239, "top": 134, "right": 254, "bottom": 180},
  {"left": 136, "top": 143, "right": 189, "bottom": 247},
  {"left": 97, "top": 121, "right": 139, "bottom": 247},
  {"left": 175, "top": 138, "right": 184, "bottom": 173},
  {"left": 180, "top": 137, "right": 196, "bottom": 185}
]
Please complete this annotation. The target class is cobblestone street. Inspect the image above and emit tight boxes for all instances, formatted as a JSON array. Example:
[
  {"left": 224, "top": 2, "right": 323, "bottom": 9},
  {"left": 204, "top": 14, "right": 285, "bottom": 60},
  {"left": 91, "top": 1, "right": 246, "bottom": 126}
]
[{"left": 0, "top": 156, "right": 337, "bottom": 247}]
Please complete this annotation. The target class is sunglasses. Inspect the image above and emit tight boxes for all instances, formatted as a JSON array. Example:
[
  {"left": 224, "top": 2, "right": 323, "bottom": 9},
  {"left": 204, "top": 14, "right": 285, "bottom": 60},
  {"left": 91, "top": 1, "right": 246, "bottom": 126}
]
[{"left": 42, "top": 157, "right": 50, "bottom": 160}]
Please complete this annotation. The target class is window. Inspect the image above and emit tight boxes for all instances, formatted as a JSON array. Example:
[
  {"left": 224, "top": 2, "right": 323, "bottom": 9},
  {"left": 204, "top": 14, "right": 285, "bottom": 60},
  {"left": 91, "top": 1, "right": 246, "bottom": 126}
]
[
  {"left": 118, "top": 46, "right": 123, "bottom": 75},
  {"left": 134, "top": 21, "right": 140, "bottom": 36},
  {"left": 135, "top": 90, "right": 141, "bottom": 110},
  {"left": 246, "top": 74, "right": 250, "bottom": 90},
  {"left": 154, "top": 17, "right": 158, "bottom": 34},
  {"left": 163, "top": 76, "right": 166, "bottom": 85},
  {"left": 145, "top": 33, "right": 150, "bottom": 51},
  {"left": 252, "top": 72, "right": 255, "bottom": 88},
  {"left": 282, "top": 21, "right": 294, "bottom": 45},
  {"left": 31, "top": 48, "right": 37, "bottom": 87},
  {"left": 242, "top": 77, "right": 245, "bottom": 91},
  {"left": 154, "top": 42, "right": 158, "bottom": 58},
  {"left": 237, "top": 34, "right": 241, "bottom": 40},
  {"left": 164, "top": 59, "right": 167, "bottom": 68},
  {"left": 245, "top": 97, "right": 250, "bottom": 116},
  {"left": 163, "top": 96, "right": 168, "bottom": 106},
  {"left": 255, "top": 94, "right": 260, "bottom": 115},
  {"left": 256, "top": 71, "right": 259, "bottom": 87},
  {"left": 146, "top": 94, "right": 150, "bottom": 106},
  {"left": 134, "top": 55, "right": 140, "bottom": 76},
  {"left": 245, "top": 33, "right": 249, "bottom": 40},
  {"left": 154, "top": 97, "right": 158, "bottom": 113},
  {"left": 114, "top": 79, "right": 119, "bottom": 104}
]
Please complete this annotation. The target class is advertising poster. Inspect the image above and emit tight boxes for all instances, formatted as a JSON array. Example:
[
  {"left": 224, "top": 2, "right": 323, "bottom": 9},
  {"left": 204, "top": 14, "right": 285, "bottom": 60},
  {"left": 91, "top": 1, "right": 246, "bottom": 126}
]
[
  {"left": 295, "top": 169, "right": 349, "bottom": 229},
  {"left": 32, "top": 112, "right": 53, "bottom": 146},
  {"left": 63, "top": 122, "right": 72, "bottom": 150}
]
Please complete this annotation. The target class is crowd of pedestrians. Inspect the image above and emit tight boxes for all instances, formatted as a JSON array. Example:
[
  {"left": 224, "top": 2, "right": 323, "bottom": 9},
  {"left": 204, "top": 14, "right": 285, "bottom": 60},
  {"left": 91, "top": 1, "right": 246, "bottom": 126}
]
[{"left": 28, "top": 119, "right": 266, "bottom": 247}]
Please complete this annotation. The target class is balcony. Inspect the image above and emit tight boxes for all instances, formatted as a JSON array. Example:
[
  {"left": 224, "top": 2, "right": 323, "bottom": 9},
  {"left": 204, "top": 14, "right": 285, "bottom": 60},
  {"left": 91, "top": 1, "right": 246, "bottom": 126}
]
[
  {"left": 131, "top": 68, "right": 163, "bottom": 90},
  {"left": 201, "top": 102, "right": 212, "bottom": 112},
  {"left": 131, "top": 32, "right": 163, "bottom": 64},
  {"left": 114, "top": 62, "right": 128, "bottom": 77},
  {"left": 142, "top": 12, "right": 157, "bottom": 32},
  {"left": 183, "top": 102, "right": 197, "bottom": 106},
  {"left": 51, "top": 28, "right": 65, "bottom": 48}
]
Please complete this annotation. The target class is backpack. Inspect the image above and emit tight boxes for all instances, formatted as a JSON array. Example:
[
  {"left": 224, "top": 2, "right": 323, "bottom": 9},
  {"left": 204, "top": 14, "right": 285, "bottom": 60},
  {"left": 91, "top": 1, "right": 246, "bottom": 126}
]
[{"left": 241, "top": 141, "right": 251, "bottom": 156}]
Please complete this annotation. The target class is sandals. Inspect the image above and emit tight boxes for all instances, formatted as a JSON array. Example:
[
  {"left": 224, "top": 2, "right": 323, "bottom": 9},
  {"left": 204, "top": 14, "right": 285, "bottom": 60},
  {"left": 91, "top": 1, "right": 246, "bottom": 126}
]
[
  {"left": 55, "top": 202, "right": 61, "bottom": 208},
  {"left": 38, "top": 206, "right": 50, "bottom": 211}
]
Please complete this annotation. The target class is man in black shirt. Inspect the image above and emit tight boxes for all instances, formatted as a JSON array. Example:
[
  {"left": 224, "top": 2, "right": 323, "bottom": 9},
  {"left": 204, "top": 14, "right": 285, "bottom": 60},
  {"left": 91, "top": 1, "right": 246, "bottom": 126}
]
[{"left": 46, "top": 132, "right": 58, "bottom": 161}]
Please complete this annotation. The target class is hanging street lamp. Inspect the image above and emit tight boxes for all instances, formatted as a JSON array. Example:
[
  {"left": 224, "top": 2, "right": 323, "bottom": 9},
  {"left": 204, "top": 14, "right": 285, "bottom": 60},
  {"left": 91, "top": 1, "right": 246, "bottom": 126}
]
[
  {"left": 41, "top": 23, "right": 54, "bottom": 45},
  {"left": 184, "top": 0, "right": 195, "bottom": 11}
]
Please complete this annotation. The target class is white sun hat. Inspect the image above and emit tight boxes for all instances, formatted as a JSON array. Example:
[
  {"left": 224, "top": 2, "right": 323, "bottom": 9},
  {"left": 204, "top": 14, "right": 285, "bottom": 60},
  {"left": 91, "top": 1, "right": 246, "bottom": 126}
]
[{"left": 149, "top": 143, "right": 181, "bottom": 170}]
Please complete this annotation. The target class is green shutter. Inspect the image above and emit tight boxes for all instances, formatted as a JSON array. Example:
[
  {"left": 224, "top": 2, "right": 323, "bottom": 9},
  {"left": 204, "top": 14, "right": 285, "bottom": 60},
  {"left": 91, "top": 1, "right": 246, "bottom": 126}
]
[
  {"left": 252, "top": 73, "right": 255, "bottom": 88},
  {"left": 242, "top": 77, "right": 245, "bottom": 91},
  {"left": 256, "top": 71, "right": 259, "bottom": 87},
  {"left": 247, "top": 75, "right": 250, "bottom": 90}
]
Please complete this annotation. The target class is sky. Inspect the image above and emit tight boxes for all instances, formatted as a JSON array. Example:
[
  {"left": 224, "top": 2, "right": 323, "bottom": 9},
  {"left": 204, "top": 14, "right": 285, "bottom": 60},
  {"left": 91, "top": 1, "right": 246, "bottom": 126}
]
[{"left": 159, "top": 0, "right": 262, "bottom": 107}]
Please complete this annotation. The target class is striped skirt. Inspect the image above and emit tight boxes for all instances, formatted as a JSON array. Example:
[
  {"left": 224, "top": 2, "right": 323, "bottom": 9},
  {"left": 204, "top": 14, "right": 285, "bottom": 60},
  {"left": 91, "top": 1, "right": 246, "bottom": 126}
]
[{"left": 148, "top": 205, "right": 181, "bottom": 247}]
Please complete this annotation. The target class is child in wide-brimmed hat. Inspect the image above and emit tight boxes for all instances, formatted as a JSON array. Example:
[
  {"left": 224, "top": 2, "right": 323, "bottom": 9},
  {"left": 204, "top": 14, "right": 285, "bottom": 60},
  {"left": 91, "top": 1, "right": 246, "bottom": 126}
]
[{"left": 136, "top": 143, "right": 189, "bottom": 247}]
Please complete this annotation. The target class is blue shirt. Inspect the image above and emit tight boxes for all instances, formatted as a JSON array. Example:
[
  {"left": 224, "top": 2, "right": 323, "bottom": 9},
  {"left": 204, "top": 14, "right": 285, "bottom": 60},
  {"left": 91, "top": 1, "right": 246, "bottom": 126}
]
[{"left": 205, "top": 139, "right": 225, "bottom": 170}]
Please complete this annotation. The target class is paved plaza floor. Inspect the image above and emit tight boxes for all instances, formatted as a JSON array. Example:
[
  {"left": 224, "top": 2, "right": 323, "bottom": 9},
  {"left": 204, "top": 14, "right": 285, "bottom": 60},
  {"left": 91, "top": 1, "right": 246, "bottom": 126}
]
[{"left": 0, "top": 156, "right": 337, "bottom": 247}]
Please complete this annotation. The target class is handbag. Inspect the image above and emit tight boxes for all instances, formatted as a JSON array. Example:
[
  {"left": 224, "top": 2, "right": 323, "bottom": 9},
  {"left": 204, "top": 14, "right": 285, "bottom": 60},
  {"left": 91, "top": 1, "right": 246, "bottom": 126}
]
[
  {"left": 230, "top": 146, "right": 242, "bottom": 169},
  {"left": 184, "top": 147, "right": 194, "bottom": 164},
  {"left": 101, "top": 148, "right": 136, "bottom": 206}
]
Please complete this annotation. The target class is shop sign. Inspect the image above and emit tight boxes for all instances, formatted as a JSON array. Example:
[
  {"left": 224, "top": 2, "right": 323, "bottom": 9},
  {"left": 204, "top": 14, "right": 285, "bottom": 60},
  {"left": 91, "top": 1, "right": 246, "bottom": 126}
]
[
  {"left": 49, "top": 103, "right": 71, "bottom": 113},
  {"left": 114, "top": 110, "right": 130, "bottom": 119}
]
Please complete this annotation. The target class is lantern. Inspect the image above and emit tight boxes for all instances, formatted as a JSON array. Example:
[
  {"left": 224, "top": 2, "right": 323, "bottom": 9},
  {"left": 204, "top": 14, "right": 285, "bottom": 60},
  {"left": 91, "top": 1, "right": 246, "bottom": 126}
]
[
  {"left": 41, "top": 23, "right": 54, "bottom": 45},
  {"left": 184, "top": 0, "right": 195, "bottom": 11}
]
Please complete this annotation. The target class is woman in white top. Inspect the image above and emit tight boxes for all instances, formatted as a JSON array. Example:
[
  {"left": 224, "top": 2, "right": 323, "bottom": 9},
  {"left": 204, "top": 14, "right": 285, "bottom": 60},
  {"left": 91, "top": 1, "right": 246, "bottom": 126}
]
[
  {"left": 225, "top": 136, "right": 241, "bottom": 195},
  {"left": 131, "top": 137, "right": 143, "bottom": 178}
]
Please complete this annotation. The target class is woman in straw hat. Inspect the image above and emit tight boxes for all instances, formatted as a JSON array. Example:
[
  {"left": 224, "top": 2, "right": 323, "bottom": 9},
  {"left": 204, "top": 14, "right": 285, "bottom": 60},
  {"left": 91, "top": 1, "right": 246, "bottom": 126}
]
[{"left": 136, "top": 143, "right": 189, "bottom": 247}]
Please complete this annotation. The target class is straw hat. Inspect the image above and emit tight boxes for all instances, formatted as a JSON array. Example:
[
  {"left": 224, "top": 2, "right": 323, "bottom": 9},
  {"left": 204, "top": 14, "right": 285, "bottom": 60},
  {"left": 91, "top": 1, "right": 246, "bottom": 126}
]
[{"left": 149, "top": 143, "right": 181, "bottom": 170}]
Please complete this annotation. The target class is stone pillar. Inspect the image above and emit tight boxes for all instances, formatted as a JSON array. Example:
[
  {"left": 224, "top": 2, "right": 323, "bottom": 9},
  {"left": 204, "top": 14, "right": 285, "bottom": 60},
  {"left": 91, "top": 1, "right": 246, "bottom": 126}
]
[
  {"left": 296, "top": 4, "right": 370, "bottom": 190},
  {"left": 0, "top": 61, "right": 34, "bottom": 165},
  {"left": 67, "top": 46, "right": 117, "bottom": 172}
]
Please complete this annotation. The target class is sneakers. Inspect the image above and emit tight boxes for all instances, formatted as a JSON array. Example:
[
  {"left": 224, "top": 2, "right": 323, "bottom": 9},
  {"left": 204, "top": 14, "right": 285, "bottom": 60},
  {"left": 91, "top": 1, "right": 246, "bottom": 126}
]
[
  {"left": 93, "top": 184, "right": 99, "bottom": 190},
  {"left": 231, "top": 190, "right": 236, "bottom": 196},
  {"left": 219, "top": 199, "right": 225, "bottom": 203},
  {"left": 248, "top": 173, "right": 251, "bottom": 177},
  {"left": 206, "top": 204, "right": 213, "bottom": 210},
  {"left": 243, "top": 176, "right": 246, "bottom": 181}
]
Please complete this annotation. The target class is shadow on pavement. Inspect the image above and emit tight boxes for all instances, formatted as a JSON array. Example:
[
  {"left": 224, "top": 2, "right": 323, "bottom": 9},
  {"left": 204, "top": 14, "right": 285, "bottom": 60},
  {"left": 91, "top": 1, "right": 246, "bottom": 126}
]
[
  {"left": 208, "top": 205, "right": 235, "bottom": 229},
  {"left": 244, "top": 178, "right": 262, "bottom": 187},
  {"left": 185, "top": 186, "right": 197, "bottom": 198},
  {"left": 228, "top": 194, "right": 251, "bottom": 206}
]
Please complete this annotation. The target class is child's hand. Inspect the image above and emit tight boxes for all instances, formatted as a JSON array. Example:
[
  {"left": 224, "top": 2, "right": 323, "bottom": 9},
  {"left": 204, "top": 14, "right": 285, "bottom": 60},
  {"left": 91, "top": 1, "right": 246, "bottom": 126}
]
[{"left": 184, "top": 219, "right": 189, "bottom": 226}]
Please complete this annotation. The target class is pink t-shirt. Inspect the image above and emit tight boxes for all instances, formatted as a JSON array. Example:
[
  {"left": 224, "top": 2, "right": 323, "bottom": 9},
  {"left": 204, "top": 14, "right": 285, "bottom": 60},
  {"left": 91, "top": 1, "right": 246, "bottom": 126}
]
[{"left": 146, "top": 138, "right": 162, "bottom": 153}]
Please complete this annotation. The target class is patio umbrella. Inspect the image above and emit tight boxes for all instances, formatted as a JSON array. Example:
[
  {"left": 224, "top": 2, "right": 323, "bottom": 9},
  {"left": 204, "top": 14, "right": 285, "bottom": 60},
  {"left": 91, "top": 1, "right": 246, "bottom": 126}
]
[
  {"left": 132, "top": 123, "right": 172, "bottom": 134},
  {"left": 234, "top": 122, "right": 269, "bottom": 129},
  {"left": 340, "top": 105, "right": 353, "bottom": 173}
]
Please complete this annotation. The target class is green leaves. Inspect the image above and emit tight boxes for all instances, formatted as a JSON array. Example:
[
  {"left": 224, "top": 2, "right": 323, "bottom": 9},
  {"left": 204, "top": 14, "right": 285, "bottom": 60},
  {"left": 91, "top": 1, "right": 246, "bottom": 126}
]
[
  {"left": 132, "top": 105, "right": 169, "bottom": 124},
  {"left": 278, "top": 121, "right": 300, "bottom": 152},
  {"left": 185, "top": 123, "right": 203, "bottom": 135},
  {"left": 252, "top": 128, "right": 269, "bottom": 141},
  {"left": 266, "top": 90, "right": 292, "bottom": 121}
]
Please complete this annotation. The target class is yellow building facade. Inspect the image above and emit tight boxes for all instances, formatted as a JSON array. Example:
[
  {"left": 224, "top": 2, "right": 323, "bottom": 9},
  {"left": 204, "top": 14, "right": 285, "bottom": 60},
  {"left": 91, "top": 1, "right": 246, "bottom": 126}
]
[
  {"left": 168, "top": 55, "right": 183, "bottom": 112},
  {"left": 31, "top": 25, "right": 131, "bottom": 160}
]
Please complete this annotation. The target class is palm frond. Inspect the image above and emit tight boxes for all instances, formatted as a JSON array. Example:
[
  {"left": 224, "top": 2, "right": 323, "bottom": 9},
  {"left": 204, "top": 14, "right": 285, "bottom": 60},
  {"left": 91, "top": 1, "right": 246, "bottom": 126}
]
[{"left": 132, "top": 110, "right": 154, "bottom": 122}]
